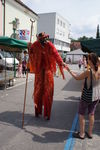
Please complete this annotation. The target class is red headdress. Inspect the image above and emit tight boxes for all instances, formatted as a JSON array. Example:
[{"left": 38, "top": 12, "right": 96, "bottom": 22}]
[{"left": 36, "top": 32, "right": 49, "bottom": 40}]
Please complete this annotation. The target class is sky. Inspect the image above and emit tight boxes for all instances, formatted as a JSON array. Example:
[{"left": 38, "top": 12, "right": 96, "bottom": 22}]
[{"left": 21, "top": 0, "right": 100, "bottom": 39}]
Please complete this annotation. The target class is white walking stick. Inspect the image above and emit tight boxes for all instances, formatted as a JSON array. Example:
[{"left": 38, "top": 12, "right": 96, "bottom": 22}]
[{"left": 22, "top": 19, "right": 35, "bottom": 128}]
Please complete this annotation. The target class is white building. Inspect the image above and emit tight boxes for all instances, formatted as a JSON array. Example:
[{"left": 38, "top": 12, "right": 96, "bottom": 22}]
[
  {"left": 37, "top": 12, "right": 71, "bottom": 52},
  {"left": 1, "top": 0, "right": 38, "bottom": 42}
]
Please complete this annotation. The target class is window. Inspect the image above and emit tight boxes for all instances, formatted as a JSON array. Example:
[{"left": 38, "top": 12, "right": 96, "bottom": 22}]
[
  {"left": 57, "top": 19, "right": 59, "bottom": 24},
  {"left": 55, "top": 39, "right": 60, "bottom": 45},
  {"left": 56, "top": 28, "right": 59, "bottom": 34},
  {"left": 63, "top": 23, "right": 65, "bottom": 28},
  {"left": 60, "top": 31, "right": 62, "bottom": 35},
  {"left": 60, "top": 21, "right": 62, "bottom": 26},
  {"left": 63, "top": 32, "right": 65, "bottom": 36}
]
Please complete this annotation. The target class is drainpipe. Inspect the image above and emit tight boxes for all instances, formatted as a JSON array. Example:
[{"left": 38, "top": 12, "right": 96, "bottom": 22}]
[
  {"left": 1, "top": 0, "right": 5, "bottom": 36},
  {"left": 1, "top": 0, "right": 6, "bottom": 89},
  {"left": 3, "top": 0, "right": 5, "bottom": 36}
]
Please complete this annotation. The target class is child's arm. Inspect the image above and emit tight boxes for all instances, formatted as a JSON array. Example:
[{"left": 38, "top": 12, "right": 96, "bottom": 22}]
[{"left": 65, "top": 65, "right": 89, "bottom": 80}]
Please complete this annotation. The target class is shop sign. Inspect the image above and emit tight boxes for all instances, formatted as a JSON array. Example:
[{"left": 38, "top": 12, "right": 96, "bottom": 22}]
[{"left": 19, "top": 30, "right": 30, "bottom": 40}]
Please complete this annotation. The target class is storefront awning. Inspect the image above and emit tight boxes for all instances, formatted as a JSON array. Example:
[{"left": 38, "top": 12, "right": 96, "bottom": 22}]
[
  {"left": 81, "top": 38, "right": 100, "bottom": 56},
  {"left": 0, "top": 36, "right": 28, "bottom": 52}
]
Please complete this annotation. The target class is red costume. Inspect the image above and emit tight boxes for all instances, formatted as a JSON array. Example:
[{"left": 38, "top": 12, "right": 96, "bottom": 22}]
[{"left": 29, "top": 33, "right": 65, "bottom": 120}]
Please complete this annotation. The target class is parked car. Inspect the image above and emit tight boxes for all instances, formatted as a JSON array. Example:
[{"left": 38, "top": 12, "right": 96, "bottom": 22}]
[{"left": 0, "top": 50, "right": 19, "bottom": 85}]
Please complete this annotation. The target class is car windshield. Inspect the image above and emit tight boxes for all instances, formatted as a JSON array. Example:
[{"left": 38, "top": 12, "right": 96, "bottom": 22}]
[{"left": 0, "top": 50, "right": 13, "bottom": 58}]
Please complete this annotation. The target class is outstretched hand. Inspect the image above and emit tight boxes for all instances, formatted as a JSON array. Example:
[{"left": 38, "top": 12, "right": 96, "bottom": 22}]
[
  {"left": 63, "top": 62, "right": 69, "bottom": 70},
  {"left": 63, "top": 62, "right": 71, "bottom": 73}
]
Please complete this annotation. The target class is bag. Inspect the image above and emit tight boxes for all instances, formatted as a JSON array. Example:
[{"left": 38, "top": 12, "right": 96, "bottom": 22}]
[{"left": 81, "top": 69, "right": 93, "bottom": 103}]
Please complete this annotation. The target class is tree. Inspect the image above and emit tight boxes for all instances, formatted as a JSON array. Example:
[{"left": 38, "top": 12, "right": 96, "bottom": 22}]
[
  {"left": 77, "top": 36, "right": 93, "bottom": 42},
  {"left": 96, "top": 24, "right": 100, "bottom": 38}
]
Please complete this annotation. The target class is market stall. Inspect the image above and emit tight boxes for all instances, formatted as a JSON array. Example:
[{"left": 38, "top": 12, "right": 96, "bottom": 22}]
[{"left": 0, "top": 36, "right": 28, "bottom": 87}]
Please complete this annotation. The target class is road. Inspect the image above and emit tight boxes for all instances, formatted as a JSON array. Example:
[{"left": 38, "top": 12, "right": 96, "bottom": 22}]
[{"left": 0, "top": 65, "right": 100, "bottom": 150}]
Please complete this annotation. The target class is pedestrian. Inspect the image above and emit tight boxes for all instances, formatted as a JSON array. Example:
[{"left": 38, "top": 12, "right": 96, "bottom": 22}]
[
  {"left": 66, "top": 53, "right": 100, "bottom": 139},
  {"left": 22, "top": 51, "right": 27, "bottom": 77},
  {"left": 83, "top": 55, "right": 87, "bottom": 70},
  {"left": 78, "top": 57, "right": 82, "bottom": 69},
  {"left": 28, "top": 32, "right": 65, "bottom": 120},
  {"left": 68, "top": 57, "right": 71, "bottom": 64},
  {"left": 18, "top": 60, "right": 22, "bottom": 77}
]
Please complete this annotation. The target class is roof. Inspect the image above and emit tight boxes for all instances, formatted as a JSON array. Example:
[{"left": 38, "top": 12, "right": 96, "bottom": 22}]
[
  {"left": 66, "top": 49, "right": 87, "bottom": 55},
  {"left": 0, "top": 36, "right": 28, "bottom": 52},
  {"left": 15, "top": 0, "right": 38, "bottom": 17}
]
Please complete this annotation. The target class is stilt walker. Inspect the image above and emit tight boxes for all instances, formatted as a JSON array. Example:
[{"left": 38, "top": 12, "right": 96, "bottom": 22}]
[
  {"left": 28, "top": 32, "right": 66, "bottom": 120},
  {"left": 22, "top": 19, "right": 35, "bottom": 128}
]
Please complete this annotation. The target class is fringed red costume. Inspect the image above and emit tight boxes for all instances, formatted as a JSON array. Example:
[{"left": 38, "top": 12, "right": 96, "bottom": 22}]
[{"left": 29, "top": 37, "right": 64, "bottom": 120}]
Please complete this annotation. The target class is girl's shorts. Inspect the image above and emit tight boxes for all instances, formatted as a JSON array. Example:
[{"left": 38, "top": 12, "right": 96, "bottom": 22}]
[{"left": 78, "top": 100, "right": 98, "bottom": 115}]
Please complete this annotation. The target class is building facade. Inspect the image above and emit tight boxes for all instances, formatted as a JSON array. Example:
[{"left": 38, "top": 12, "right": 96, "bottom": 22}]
[
  {"left": 70, "top": 41, "right": 81, "bottom": 51},
  {"left": 37, "top": 12, "right": 71, "bottom": 52},
  {"left": 1, "top": 0, "right": 38, "bottom": 42},
  {"left": 0, "top": 0, "right": 3, "bottom": 36}
]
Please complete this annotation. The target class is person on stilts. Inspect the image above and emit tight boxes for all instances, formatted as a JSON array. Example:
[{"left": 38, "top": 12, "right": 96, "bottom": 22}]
[{"left": 28, "top": 32, "right": 65, "bottom": 120}]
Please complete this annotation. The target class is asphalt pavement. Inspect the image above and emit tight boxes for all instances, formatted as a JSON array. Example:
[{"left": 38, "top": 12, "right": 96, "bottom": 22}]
[{"left": 0, "top": 64, "right": 100, "bottom": 150}]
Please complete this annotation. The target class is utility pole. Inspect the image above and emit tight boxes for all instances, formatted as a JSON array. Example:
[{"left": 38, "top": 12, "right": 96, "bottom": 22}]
[{"left": 1, "top": 0, "right": 5, "bottom": 36}]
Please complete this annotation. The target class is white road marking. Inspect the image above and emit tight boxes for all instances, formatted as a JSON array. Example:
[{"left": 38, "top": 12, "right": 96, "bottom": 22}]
[{"left": 6, "top": 79, "right": 32, "bottom": 90}]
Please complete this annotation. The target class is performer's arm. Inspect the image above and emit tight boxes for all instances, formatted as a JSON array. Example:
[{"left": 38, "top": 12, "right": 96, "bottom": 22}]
[
  {"left": 49, "top": 42, "right": 65, "bottom": 79},
  {"left": 27, "top": 42, "right": 36, "bottom": 73},
  {"left": 49, "top": 42, "right": 64, "bottom": 65}
]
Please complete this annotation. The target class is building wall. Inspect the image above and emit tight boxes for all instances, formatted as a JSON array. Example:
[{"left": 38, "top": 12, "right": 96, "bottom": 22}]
[
  {"left": 55, "top": 13, "right": 70, "bottom": 43},
  {"left": 5, "top": 0, "right": 38, "bottom": 42},
  {"left": 70, "top": 41, "right": 81, "bottom": 50},
  {"left": 37, "top": 12, "right": 70, "bottom": 52},
  {"left": 37, "top": 13, "right": 55, "bottom": 38},
  {"left": 0, "top": 0, "right": 2, "bottom": 36}
]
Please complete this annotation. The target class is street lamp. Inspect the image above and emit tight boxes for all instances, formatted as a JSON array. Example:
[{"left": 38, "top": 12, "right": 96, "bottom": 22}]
[
  {"left": 9, "top": 18, "right": 20, "bottom": 77},
  {"left": 9, "top": 18, "right": 19, "bottom": 38}
]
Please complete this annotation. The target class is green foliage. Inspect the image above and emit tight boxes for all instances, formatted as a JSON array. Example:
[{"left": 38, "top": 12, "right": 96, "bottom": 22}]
[
  {"left": 77, "top": 36, "right": 94, "bottom": 41},
  {"left": 71, "top": 36, "right": 94, "bottom": 42},
  {"left": 96, "top": 24, "right": 100, "bottom": 38}
]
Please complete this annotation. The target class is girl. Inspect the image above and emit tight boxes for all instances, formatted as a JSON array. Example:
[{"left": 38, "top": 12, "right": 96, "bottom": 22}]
[
  {"left": 66, "top": 53, "right": 100, "bottom": 139},
  {"left": 18, "top": 60, "right": 22, "bottom": 78}
]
